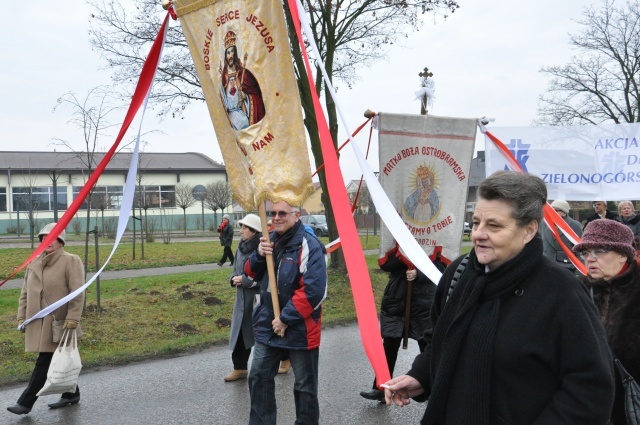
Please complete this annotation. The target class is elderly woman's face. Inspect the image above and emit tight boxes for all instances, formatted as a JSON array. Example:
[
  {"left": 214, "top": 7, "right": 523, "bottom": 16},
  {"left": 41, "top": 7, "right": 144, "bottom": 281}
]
[
  {"left": 619, "top": 203, "right": 635, "bottom": 218},
  {"left": 41, "top": 238, "right": 63, "bottom": 255},
  {"left": 472, "top": 198, "right": 538, "bottom": 270},
  {"left": 582, "top": 250, "right": 627, "bottom": 280},
  {"left": 239, "top": 224, "right": 256, "bottom": 241}
]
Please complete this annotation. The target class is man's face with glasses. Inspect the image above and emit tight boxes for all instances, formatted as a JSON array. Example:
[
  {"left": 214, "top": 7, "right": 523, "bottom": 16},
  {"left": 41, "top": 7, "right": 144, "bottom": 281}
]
[{"left": 269, "top": 201, "right": 300, "bottom": 234}]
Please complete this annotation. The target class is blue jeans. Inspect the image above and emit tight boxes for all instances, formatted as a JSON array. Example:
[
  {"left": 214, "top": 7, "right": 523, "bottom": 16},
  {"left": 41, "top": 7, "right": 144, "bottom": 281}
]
[{"left": 248, "top": 342, "right": 319, "bottom": 425}]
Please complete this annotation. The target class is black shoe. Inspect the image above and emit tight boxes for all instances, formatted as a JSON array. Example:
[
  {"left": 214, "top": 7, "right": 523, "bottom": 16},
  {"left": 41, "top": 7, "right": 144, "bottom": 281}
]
[
  {"left": 48, "top": 396, "right": 80, "bottom": 409},
  {"left": 217, "top": 262, "right": 223, "bottom": 267},
  {"left": 360, "top": 389, "right": 385, "bottom": 402},
  {"left": 7, "top": 403, "right": 31, "bottom": 415}
]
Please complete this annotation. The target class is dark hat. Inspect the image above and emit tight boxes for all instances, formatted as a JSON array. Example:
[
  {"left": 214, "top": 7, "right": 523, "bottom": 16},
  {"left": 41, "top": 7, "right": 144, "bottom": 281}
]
[{"left": 573, "top": 219, "right": 635, "bottom": 260}]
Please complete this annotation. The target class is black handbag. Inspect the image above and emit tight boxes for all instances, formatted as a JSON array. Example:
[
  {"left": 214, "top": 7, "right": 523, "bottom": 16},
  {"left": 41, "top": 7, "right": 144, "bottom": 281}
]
[{"left": 614, "top": 358, "right": 640, "bottom": 425}]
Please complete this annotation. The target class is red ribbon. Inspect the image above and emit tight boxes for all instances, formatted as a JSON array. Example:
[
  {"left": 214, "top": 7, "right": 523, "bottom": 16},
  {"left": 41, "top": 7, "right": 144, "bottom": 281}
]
[
  {"left": 0, "top": 12, "right": 172, "bottom": 287},
  {"left": 288, "top": 0, "right": 390, "bottom": 387}
]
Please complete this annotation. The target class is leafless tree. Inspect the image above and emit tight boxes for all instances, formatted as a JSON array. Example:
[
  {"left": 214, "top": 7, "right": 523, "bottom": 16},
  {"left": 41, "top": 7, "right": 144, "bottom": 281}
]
[
  {"left": 537, "top": 0, "right": 640, "bottom": 125},
  {"left": 15, "top": 171, "right": 42, "bottom": 249},
  {"left": 87, "top": 0, "right": 459, "bottom": 268},
  {"left": 91, "top": 191, "right": 110, "bottom": 233},
  {"left": 174, "top": 182, "right": 195, "bottom": 235},
  {"left": 52, "top": 86, "right": 121, "bottom": 276},
  {"left": 204, "top": 181, "right": 232, "bottom": 229}
]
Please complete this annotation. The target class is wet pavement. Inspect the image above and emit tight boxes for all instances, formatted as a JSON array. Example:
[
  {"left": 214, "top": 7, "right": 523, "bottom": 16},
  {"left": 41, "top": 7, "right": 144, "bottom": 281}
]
[{"left": 0, "top": 324, "right": 427, "bottom": 424}]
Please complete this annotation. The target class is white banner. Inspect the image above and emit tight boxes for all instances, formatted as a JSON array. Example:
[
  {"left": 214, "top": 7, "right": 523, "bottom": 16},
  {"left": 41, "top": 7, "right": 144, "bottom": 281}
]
[
  {"left": 485, "top": 123, "right": 640, "bottom": 201},
  {"left": 378, "top": 113, "right": 476, "bottom": 264}
]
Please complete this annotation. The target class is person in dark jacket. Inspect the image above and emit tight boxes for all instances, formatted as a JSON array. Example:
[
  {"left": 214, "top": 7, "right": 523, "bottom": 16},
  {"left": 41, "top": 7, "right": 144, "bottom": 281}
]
[
  {"left": 616, "top": 200, "right": 640, "bottom": 249},
  {"left": 360, "top": 245, "right": 444, "bottom": 402},
  {"left": 245, "top": 201, "right": 327, "bottom": 425},
  {"left": 541, "top": 199, "right": 583, "bottom": 273},
  {"left": 224, "top": 213, "right": 262, "bottom": 382},
  {"left": 584, "top": 200, "right": 618, "bottom": 229},
  {"left": 216, "top": 214, "right": 234, "bottom": 266},
  {"left": 383, "top": 171, "right": 615, "bottom": 425},
  {"left": 574, "top": 219, "right": 640, "bottom": 425}
]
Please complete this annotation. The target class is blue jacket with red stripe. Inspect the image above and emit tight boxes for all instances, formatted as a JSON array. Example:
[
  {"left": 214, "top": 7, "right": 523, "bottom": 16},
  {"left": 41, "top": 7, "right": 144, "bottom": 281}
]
[{"left": 245, "top": 222, "right": 327, "bottom": 350}]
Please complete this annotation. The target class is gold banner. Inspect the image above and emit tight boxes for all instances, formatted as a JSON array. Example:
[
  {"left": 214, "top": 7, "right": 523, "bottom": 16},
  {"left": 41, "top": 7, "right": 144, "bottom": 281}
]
[{"left": 174, "top": 0, "right": 314, "bottom": 211}]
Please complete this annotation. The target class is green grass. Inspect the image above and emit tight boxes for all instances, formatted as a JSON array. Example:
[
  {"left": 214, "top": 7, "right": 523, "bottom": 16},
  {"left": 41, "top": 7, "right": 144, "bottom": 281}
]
[
  {"left": 0, "top": 234, "right": 470, "bottom": 387},
  {"left": 0, "top": 253, "right": 391, "bottom": 387},
  {"left": 0, "top": 235, "right": 382, "bottom": 279}
]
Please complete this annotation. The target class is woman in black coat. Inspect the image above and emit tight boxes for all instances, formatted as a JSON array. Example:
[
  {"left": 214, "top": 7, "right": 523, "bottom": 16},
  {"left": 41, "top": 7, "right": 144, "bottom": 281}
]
[
  {"left": 360, "top": 245, "right": 443, "bottom": 402},
  {"left": 383, "top": 171, "right": 615, "bottom": 425}
]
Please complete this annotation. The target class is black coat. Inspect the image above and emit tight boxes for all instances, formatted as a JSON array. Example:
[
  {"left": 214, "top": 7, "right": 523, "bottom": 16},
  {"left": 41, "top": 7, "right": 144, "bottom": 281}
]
[
  {"left": 582, "top": 260, "right": 640, "bottom": 425},
  {"left": 408, "top": 249, "right": 615, "bottom": 425},
  {"left": 378, "top": 250, "right": 443, "bottom": 340},
  {"left": 584, "top": 210, "right": 619, "bottom": 229},
  {"left": 218, "top": 221, "right": 234, "bottom": 247}
]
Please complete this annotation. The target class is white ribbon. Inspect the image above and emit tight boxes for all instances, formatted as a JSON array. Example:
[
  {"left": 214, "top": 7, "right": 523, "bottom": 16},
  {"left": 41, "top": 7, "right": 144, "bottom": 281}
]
[
  {"left": 295, "top": 1, "right": 442, "bottom": 284},
  {"left": 19, "top": 21, "right": 169, "bottom": 331}
]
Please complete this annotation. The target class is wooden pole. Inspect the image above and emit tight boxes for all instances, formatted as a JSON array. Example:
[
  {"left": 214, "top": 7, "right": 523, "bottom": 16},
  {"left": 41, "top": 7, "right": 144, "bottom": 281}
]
[
  {"left": 258, "top": 203, "right": 280, "bottom": 318},
  {"left": 402, "top": 270, "right": 414, "bottom": 350}
]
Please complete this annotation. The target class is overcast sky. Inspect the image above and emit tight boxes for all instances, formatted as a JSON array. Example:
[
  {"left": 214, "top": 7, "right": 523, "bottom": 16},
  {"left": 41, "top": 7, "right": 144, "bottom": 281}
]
[{"left": 0, "top": 0, "right": 596, "bottom": 183}]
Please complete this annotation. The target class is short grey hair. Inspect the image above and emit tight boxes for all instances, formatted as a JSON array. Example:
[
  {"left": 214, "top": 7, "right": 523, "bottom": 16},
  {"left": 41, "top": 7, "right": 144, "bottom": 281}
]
[
  {"left": 477, "top": 171, "right": 547, "bottom": 227},
  {"left": 618, "top": 200, "right": 634, "bottom": 212}
]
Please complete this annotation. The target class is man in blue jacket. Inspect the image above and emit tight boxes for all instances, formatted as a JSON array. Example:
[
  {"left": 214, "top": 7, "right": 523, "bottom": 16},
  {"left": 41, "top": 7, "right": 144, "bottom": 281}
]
[{"left": 245, "top": 201, "right": 327, "bottom": 425}]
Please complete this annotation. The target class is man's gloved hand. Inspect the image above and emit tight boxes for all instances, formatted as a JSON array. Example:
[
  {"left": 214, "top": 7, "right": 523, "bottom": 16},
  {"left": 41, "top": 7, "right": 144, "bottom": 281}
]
[
  {"left": 63, "top": 320, "right": 78, "bottom": 329},
  {"left": 18, "top": 319, "right": 25, "bottom": 333}
]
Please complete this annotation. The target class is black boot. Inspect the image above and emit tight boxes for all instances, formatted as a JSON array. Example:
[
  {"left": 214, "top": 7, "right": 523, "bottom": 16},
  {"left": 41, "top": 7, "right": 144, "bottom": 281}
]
[{"left": 359, "top": 388, "right": 385, "bottom": 402}]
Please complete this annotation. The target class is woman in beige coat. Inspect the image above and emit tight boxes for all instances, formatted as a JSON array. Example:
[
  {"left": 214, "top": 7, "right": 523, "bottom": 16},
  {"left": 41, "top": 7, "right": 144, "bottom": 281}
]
[{"left": 7, "top": 223, "right": 85, "bottom": 416}]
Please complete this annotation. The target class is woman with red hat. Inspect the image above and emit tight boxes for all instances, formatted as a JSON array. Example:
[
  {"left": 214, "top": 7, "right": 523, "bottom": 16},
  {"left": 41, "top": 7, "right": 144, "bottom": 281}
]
[{"left": 574, "top": 219, "right": 640, "bottom": 425}]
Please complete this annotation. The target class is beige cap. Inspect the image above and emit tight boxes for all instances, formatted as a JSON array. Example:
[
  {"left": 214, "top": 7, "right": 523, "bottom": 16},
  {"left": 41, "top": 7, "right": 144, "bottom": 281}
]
[
  {"left": 38, "top": 222, "right": 66, "bottom": 245},
  {"left": 238, "top": 213, "right": 261, "bottom": 233}
]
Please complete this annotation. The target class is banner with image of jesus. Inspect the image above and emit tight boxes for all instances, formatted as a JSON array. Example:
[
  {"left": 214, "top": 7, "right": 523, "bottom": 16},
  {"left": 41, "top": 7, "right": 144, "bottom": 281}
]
[
  {"left": 378, "top": 113, "right": 476, "bottom": 263},
  {"left": 174, "top": 0, "right": 314, "bottom": 210}
]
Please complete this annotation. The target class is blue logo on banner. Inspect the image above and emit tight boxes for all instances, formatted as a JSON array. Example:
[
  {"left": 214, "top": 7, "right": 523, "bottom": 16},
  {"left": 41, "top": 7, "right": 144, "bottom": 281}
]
[{"left": 503, "top": 138, "right": 530, "bottom": 172}]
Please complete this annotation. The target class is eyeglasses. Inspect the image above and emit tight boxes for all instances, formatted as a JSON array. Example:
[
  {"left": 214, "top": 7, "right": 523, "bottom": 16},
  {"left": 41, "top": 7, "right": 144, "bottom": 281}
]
[
  {"left": 578, "top": 249, "right": 609, "bottom": 260},
  {"left": 269, "top": 210, "right": 296, "bottom": 218}
]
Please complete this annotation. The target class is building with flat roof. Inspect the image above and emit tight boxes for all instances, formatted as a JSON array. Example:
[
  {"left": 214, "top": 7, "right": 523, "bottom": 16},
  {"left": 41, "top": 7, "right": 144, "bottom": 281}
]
[{"left": 0, "top": 151, "right": 228, "bottom": 235}]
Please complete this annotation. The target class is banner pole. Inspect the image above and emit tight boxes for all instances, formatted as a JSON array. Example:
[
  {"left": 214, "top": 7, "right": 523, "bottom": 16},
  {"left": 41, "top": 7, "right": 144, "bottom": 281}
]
[
  {"left": 402, "top": 270, "right": 413, "bottom": 350},
  {"left": 258, "top": 203, "right": 281, "bottom": 319}
]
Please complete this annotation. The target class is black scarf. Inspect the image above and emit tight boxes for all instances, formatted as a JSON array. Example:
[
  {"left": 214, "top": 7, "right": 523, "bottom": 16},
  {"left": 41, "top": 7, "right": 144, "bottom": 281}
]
[
  {"left": 273, "top": 220, "right": 302, "bottom": 262},
  {"left": 423, "top": 236, "right": 543, "bottom": 425},
  {"left": 238, "top": 232, "right": 261, "bottom": 255}
]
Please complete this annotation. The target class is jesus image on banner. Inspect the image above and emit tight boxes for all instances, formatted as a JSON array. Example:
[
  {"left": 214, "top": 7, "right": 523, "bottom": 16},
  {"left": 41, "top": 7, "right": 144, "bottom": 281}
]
[
  {"left": 219, "top": 30, "right": 266, "bottom": 131},
  {"left": 403, "top": 164, "right": 440, "bottom": 225}
]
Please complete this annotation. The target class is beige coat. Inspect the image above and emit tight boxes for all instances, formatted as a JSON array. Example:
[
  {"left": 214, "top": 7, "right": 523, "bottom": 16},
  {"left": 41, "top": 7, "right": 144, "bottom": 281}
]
[{"left": 17, "top": 247, "right": 85, "bottom": 353}]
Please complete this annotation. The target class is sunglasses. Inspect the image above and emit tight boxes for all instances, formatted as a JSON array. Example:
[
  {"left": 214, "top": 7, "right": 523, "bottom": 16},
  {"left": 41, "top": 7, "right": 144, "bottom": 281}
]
[
  {"left": 578, "top": 249, "right": 609, "bottom": 260},
  {"left": 269, "top": 210, "right": 295, "bottom": 218}
]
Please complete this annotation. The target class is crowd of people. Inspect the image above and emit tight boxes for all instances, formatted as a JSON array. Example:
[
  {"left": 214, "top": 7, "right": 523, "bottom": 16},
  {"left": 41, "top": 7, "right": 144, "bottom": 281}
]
[{"left": 8, "top": 171, "right": 640, "bottom": 425}]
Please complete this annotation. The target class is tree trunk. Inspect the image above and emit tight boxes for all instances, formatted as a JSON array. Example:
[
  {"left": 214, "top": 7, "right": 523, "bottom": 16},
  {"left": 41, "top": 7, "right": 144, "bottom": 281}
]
[{"left": 285, "top": 3, "right": 344, "bottom": 270}]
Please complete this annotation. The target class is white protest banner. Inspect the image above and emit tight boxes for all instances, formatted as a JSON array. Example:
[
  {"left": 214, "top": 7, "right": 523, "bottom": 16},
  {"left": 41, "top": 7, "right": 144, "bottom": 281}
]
[
  {"left": 485, "top": 123, "right": 640, "bottom": 201},
  {"left": 378, "top": 113, "right": 476, "bottom": 264}
]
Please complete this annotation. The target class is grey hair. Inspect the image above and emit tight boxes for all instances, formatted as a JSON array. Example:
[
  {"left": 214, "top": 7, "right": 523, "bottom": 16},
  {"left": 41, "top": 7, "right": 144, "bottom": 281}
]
[
  {"left": 477, "top": 171, "right": 547, "bottom": 227},
  {"left": 618, "top": 200, "right": 634, "bottom": 211}
]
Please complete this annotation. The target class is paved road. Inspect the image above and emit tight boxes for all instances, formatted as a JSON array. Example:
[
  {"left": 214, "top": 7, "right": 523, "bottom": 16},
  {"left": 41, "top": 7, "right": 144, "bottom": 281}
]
[
  {"left": 1, "top": 324, "right": 427, "bottom": 424},
  {"left": 1, "top": 263, "right": 222, "bottom": 291},
  {"left": 0, "top": 249, "right": 387, "bottom": 291}
]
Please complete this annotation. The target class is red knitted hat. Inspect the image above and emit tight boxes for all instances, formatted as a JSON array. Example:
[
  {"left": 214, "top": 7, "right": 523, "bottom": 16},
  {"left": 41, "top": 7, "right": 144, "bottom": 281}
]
[{"left": 573, "top": 219, "right": 635, "bottom": 260}]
